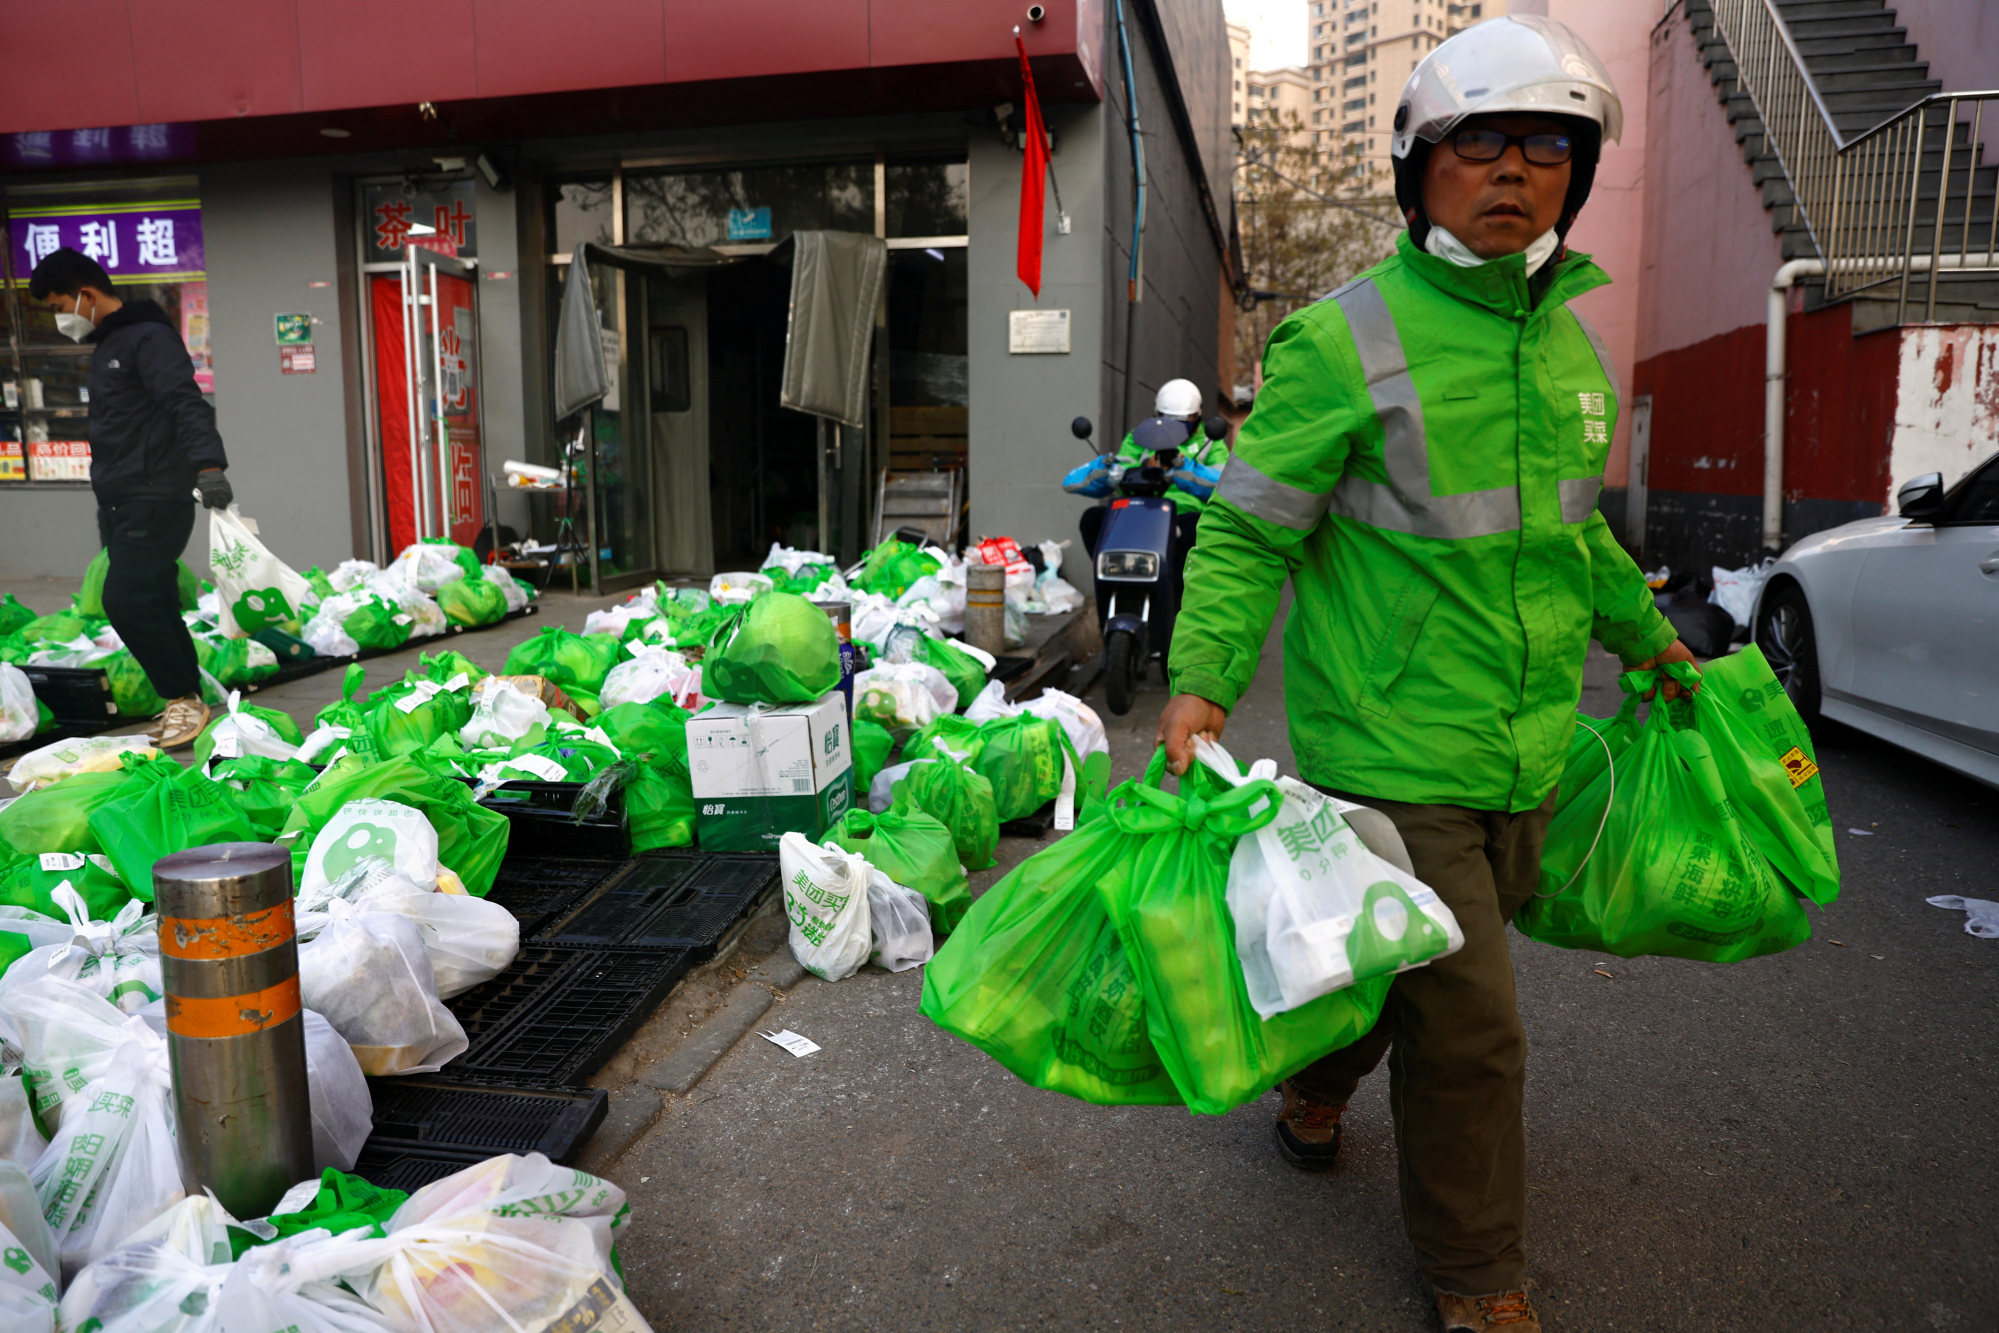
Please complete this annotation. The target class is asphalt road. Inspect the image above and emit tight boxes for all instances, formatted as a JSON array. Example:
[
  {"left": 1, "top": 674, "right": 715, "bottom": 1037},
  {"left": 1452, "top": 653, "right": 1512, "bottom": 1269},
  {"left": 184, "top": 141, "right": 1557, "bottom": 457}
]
[{"left": 609, "top": 615, "right": 1999, "bottom": 1332}]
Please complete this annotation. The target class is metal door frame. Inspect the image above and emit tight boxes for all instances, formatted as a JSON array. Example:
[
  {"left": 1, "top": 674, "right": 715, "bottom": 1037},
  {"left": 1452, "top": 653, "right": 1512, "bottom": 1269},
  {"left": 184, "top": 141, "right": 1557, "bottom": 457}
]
[{"left": 405, "top": 245, "right": 482, "bottom": 543}]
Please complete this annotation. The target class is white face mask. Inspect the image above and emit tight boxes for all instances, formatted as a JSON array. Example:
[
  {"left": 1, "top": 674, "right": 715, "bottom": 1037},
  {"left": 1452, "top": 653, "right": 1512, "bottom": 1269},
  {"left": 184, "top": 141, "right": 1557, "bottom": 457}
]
[
  {"left": 1425, "top": 225, "right": 1561, "bottom": 277},
  {"left": 55, "top": 293, "right": 96, "bottom": 343}
]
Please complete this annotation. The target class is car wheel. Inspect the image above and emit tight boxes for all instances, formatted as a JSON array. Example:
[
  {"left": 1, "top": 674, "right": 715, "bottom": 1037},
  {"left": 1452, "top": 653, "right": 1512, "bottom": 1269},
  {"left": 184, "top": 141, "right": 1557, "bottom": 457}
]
[{"left": 1755, "top": 581, "right": 1822, "bottom": 723}]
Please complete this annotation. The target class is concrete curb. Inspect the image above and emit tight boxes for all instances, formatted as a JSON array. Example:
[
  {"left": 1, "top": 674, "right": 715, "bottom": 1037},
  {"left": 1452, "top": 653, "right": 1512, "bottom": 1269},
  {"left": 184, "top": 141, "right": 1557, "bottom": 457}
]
[
  {"left": 575, "top": 1088, "right": 662, "bottom": 1176},
  {"left": 639, "top": 982, "right": 776, "bottom": 1094}
]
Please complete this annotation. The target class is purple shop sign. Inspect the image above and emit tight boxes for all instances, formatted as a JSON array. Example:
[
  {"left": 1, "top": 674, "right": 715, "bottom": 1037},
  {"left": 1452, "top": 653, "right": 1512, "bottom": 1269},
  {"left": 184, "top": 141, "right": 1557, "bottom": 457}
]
[
  {"left": 10, "top": 202, "right": 205, "bottom": 283},
  {"left": 2, "top": 123, "right": 196, "bottom": 172}
]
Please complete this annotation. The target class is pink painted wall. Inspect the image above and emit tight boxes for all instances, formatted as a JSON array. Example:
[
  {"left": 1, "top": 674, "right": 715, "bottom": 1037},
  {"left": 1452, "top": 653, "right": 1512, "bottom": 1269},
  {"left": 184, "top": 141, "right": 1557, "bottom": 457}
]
[{"left": 1892, "top": 0, "right": 1999, "bottom": 103}]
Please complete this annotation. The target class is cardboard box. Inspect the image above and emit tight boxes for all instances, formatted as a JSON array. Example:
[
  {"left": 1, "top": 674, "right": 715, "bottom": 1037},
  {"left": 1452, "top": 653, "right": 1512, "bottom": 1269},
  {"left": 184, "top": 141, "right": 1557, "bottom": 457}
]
[{"left": 689, "top": 694, "right": 854, "bottom": 851}]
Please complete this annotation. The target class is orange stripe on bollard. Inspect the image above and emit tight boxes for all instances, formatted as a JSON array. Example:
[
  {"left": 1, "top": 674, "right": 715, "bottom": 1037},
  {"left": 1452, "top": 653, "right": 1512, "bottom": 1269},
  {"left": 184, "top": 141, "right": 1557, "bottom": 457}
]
[
  {"left": 165, "top": 977, "right": 302, "bottom": 1038},
  {"left": 159, "top": 901, "right": 296, "bottom": 960}
]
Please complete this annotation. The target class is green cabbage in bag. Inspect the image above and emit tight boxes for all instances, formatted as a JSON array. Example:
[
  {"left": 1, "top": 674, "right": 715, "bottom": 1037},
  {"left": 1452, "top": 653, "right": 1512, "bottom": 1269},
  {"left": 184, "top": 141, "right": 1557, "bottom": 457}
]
[
  {"left": 89, "top": 754, "right": 259, "bottom": 901},
  {"left": 1519, "top": 667, "right": 1814, "bottom": 963},
  {"left": 704, "top": 591, "right": 840, "bottom": 705},
  {"left": 830, "top": 797, "right": 971, "bottom": 931},
  {"left": 0, "top": 847, "right": 130, "bottom": 920},
  {"left": 899, "top": 744, "right": 999, "bottom": 871},
  {"left": 438, "top": 576, "right": 507, "bottom": 627},
  {"left": 502, "top": 626, "right": 621, "bottom": 715},
  {"left": 102, "top": 649, "right": 163, "bottom": 718},
  {"left": 208, "top": 755, "right": 318, "bottom": 839},
  {"left": 0, "top": 593, "right": 35, "bottom": 638},
  {"left": 853, "top": 538, "right": 941, "bottom": 599},
  {"left": 0, "top": 769, "right": 132, "bottom": 855},
  {"left": 278, "top": 754, "right": 510, "bottom": 897},
  {"left": 851, "top": 717, "right": 895, "bottom": 794}
]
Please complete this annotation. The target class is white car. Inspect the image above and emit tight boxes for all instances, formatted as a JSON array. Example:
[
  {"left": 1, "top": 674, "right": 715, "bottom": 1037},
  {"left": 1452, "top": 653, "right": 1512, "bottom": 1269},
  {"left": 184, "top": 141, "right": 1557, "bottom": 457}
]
[{"left": 1752, "top": 453, "right": 1999, "bottom": 789}]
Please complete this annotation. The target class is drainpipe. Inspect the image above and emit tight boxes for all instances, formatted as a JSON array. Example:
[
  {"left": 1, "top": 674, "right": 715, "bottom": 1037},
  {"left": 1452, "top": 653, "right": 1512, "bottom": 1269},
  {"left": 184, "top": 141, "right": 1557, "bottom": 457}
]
[{"left": 1765, "top": 258, "right": 1824, "bottom": 552}]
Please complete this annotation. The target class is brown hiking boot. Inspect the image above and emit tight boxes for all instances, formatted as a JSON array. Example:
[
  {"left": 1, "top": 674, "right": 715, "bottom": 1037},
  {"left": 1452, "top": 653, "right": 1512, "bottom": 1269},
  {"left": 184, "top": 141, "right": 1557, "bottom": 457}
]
[
  {"left": 151, "top": 695, "right": 210, "bottom": 750},
  {"left": 1272, "top": 1079, "right": 1345, "bottom": 1171},
  {"left": 1436, "top": 1289, "right": 1540, "bottom": 1332}
]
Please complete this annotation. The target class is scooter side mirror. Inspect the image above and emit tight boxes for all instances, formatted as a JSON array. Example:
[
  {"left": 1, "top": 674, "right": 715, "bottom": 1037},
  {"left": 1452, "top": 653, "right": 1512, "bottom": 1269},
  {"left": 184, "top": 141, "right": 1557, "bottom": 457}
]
[
  {"left": 1203, "top": 414, "right": 1230, "bottom": 441},
  {"left": 1071, "top": 416, "right": 1094, "bottom": 441}
]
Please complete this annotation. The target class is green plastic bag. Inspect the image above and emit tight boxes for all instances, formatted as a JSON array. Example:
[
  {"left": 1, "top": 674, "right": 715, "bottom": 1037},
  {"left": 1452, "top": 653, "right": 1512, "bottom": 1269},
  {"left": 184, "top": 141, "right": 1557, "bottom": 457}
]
[
  {"left": 88, "top": 754, "right": 259, "bottom": 901},
  {"left": 830, "top": 796, "right": 972, "bottom": 932},
  {"left": 899, "top": 742, "right": 999, "bottom": 871},
  {"left": 278, "top": 754, "right": 510, "bottom": 897},
  {"left": 1100, "top": 753, "right": 1392, "bottom": 1116},
  {"left": 191, "top": 698, "right": 305, "bottom": 768},
  {"left": 102, "top": 649, "right": 163, "bottom": 718},
  {"left": 364, "top": 674, "right": 475, "bottom": 759},
  {"left": 423, "top": 537, "right": 485, "bottom": 583},
  {"left": 0, "top": 635, "right": 34, "bottom": 665},
  {"left": 850, "top": 717, "right": 895, "bottom": 794},
  {"left": 502, "top": 626, "right": 621, "bottom": 715},
  {"left": 418, "top": 650, "right": 488, "bottom": 685},
  {"left": 972, "top": 714, "right": 1076, "bottom": 822},
  {"left": 74, "top": 550, "right": 110, "bottom": 617},
  {"left": 486, "top": 737, "right": 621, "bottom": 785},
  {"left": 193, "top": 634, "right": 281, "bottom": 689},
  {"left": 1519, "top": 671, "right": 1814, "bottom": 963},
  {"left": 704, "top": 591, "right": 841, "bottom": 705},
  {"left": 909, "top": 713, "right": 985, "bottom": 763},
  {"left": 344, "top": 595, "right": 413, "bottom": 653},
  {"left": 228, "top": 1168, "right": 409, "bottom": 1260},
  {"left": 208, "top": 755, "right": 318, "bottom": 839},
  {"left": 854, "top": 538, "right": 941, "bottom": 599},
  {"left": 301, "top": 565, "right": 338, "bottom": 601},
  {"left": 593, "top": 701, "right": 695, "bottom": 851},
  {"left": 919, "top": 784, "right": 1183, "bottom": 1106},
  {"left": 310, "top": 664, "right": 380, "bottom": 762},
  {"left": 0, "top": 593, "right": 34, "bottom": 638},
  {"left": 20, "top": 611, "right": 90, "bottom": 646},
  {"left": 768, "top": 562, "right": 837, "bottom": 596},
  {"left": 0, "top": 769, "right": 133, "bottom": 855},
  {"left": 914, "top": 635, "right": 988, "bottom": 711},
  {"left": 0, "top": 847, "right": 130, "bottom": 920},
  {"left": 438, "top": 575, "right": 507, "bottom": 627},
  {"left": 1690, "top": 646, "right": 1840, "bottom": 905}
]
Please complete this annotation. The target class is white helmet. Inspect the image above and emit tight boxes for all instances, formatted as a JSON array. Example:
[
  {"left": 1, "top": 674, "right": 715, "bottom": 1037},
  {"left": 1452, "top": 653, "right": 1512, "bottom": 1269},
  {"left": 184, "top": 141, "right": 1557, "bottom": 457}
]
[
  {"left": 1391, "top": 15, "right": 1622, "bottom": 161},
  {"left": 1155, "top": 378, "right": 1202, "bottom": 419}
]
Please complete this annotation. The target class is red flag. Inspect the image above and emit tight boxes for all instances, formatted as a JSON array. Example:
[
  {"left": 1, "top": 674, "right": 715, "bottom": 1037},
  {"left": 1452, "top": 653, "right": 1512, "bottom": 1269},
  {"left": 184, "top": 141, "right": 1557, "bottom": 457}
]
[{"left": 1016, "top": 34, "right": 1049, "bottom": 297}]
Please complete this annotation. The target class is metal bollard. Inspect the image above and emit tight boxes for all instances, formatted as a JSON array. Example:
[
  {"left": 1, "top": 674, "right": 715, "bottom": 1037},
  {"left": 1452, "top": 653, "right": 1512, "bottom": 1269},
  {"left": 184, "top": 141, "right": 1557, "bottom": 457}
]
[
  {"left": 965, "top": 561, "right": 1006, "bottom": 656},
  {"left": 154, "top": 842, "right": 314, "bottom": 1220}
]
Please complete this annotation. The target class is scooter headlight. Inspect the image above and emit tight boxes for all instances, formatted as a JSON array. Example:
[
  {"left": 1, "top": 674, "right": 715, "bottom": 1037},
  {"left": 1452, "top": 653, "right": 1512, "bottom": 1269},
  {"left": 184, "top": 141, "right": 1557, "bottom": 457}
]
[{"left": 1096, "top": 550, "right": 1159, "bottom": 580}]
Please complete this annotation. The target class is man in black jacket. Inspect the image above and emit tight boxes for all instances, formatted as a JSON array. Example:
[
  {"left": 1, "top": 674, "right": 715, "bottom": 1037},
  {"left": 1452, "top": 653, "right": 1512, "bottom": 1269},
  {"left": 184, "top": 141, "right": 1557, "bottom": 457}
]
[{"left": 31, "top": 247, "right": 232, "bottom": 748}]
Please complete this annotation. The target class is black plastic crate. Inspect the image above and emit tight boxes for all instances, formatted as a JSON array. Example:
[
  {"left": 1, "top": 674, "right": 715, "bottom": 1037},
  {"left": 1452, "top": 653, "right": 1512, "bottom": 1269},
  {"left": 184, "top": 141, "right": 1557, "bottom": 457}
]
[
  {"left": 348, "top": 1144, "right": 491, "bottom": 1193},
  {"left": 20, "top": 665, "right": 118, "bottom": 722},
  {"left": 479, "top": 780, "right": 628, "bottom": 859},
  {"left": 487, "top": 856, "right": 628, "bottom": 937},
  {"left": 446, "top": 944, "right": 597, "bottom": 1049},
  {"left": 451, "top": 947, "right": 695, "bottom": 1086},
  {"left": 533, "top": 851, "right": 777, "bottom": 955},
  {"left": 364, "top": 1077, "right": 608, "bottom": 1161},
  {"left": 1000, "top": 799, "right": 1058, "bottom": 840}
]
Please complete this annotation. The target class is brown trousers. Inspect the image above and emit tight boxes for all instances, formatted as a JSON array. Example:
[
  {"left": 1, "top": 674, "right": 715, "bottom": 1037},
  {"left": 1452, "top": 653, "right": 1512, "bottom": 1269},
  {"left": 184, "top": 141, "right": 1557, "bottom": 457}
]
[{"left": 1291, "top": 790, "right": 1555, "bottom": 1296}]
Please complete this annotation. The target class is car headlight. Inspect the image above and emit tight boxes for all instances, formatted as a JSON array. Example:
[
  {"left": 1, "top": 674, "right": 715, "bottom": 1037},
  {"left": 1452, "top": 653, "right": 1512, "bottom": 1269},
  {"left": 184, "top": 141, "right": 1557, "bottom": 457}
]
[{"left": 1097, "top": 550, "right": 1159, "bottom": 580}]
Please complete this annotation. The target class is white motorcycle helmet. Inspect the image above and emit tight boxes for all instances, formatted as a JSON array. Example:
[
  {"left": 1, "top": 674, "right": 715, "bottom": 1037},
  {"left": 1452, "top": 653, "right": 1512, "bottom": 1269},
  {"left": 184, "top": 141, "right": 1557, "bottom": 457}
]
[
  {"left": 1389, "top": 15, "right": 1622, "bottom": 245},
  {"left": 1154, "top": 378, "right": 1202, "bottom": 420}
]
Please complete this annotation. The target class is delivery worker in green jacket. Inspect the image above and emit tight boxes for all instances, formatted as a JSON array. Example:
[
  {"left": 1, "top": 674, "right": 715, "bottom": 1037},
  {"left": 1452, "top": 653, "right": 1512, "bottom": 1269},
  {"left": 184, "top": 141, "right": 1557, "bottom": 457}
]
[
  {"left": 1156, "top": 17, "right": 1696, "bottom": 1333},
  {"left": 1114, "top": 378, "right": 1228, "bottom": 518}
]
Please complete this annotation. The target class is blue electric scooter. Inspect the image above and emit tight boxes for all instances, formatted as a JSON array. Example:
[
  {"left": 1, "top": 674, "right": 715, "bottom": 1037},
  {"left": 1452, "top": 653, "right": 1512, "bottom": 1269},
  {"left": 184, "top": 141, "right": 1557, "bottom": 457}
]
[{"left": 1062, "top": 414, "right": 1227, "bottom": 715}]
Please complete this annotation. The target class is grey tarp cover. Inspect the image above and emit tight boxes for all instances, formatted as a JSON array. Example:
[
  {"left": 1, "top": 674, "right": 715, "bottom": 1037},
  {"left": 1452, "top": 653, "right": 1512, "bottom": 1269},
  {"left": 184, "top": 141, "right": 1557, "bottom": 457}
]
[
  {"left": 779, "top": 230, "right": 888, "bottom": 429},
  {"left": 552, "top": 250, "right": 608, "bottom": 421}
]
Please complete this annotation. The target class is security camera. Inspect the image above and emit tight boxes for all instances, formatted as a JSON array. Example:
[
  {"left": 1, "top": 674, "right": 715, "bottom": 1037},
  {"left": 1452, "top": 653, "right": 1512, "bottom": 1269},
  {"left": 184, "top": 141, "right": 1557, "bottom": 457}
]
[{"left": 1026, "top": 4, "right": 1046, "bottom": 21}]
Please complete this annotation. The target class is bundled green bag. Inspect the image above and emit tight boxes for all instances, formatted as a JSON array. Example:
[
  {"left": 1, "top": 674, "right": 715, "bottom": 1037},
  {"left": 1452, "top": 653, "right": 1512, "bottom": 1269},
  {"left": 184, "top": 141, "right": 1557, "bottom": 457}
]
[
  {"left": 344, "top": 595, "right": 413, "bottom": 653},
  {"left": 20, "top": 611, "right": 91, "bottom": 646},
  {"left": 227, "top": 1169, "right": 409, "bottom": 1261},
  {"left": 853, "top": 538, "right": 941, "bottom": 599},
  {"left": 915, "top": 635, "right": 988, "bottom": 711},
  {"left": 0, "top": 847, "right": 130, "bottom": 919},
  {"left": 102, "top": 649, "right": 163, "bottom": 718},
  {"left": 909, "top": 713, "right": 985, "bottom": 762},
  {"left": 1100, "top": 753, "right": 1391, "bottom": 1115},
  {"left": 704, "top": 591, "right": 840, "bottom": 705},
  {"left": 365, "top": 675, "right": 475, "bottom": 759},
  {"left": 191, "top": 699, "right": 305, "bottom": 768},
  {"left": 310, "top": 664, "right": 379, "bottom": 762},
  {"left": 899, "top": 742, "right": 999, "bottom": 870},
  {"left": 593, "top": 701, "right": 696, "bottom": 851},
  {"left": 973, "top": 714, "right": 1076, "bottom": 822},
  {"left": 438, "top": 576, "right": 507, "bottom": 627},
  {"left": 851, "top": 717, "right": 895, "bottom": 793},
  {"left": 0, "top": 769, "right": 132, "bottom": 855},
  {"left": 88, "top": 754, "right": 259, "bottom": 901},
  {"left": 830, "top": 796, "right": 972, "bottom": 931},
  {"left": 301, "top": 565, "right": 338, "bottom": 601},
  {"left": 208, "top": 755, "right": 318, "bottom": 838},
  {"left": 485, "top": 737, "right": 621, "bottom": 785},
  {"left": 193, "top": 634, "right": 282, "bottom": 688},
  {"left": 1690, "top": 646, "right": 1839, "bottom": 904},
  {"left": 418, "top": 650, "right": 488, "bottom": 685},
  {"left": 278, "top": 754, "right": 510, "bottom": 897},
  {"left": 1518, "top": 665, "right": 1814, "bottom": 963},
  {"left": 502, "top": 626, "right": 621, "bottom": 714},
  {"left": 0, "top": 593, "right": 34, "bottom": 638},
  {"left": 0, "top": 635, "right": 34, "bottom": 665},
  {"left": 767, "top": 562, "right": 837, "bottom": 596},
  {"left": 423, "top": 537, "right": 485, "bottom": 583}
]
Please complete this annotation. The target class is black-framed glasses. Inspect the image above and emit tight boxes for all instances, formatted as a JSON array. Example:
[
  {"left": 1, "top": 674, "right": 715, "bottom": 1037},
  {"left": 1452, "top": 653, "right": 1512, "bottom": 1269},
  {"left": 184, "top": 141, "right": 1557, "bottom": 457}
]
[{"left": 1450, "top": 127, "right": 1573, "bottom": 165}]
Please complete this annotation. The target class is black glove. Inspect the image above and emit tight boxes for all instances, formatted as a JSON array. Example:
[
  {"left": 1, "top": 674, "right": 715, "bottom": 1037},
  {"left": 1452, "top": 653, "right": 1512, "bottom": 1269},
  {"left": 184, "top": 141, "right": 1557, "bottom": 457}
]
[{"left": 195, "top": 469, "right": 233, "bottom": 509}]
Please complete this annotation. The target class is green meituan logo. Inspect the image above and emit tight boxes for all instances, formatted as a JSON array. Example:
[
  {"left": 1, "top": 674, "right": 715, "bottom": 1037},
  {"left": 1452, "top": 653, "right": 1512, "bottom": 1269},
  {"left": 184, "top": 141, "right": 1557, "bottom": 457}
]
[{"left": 211, "top": 538, "right": 252, "bottom": 578}]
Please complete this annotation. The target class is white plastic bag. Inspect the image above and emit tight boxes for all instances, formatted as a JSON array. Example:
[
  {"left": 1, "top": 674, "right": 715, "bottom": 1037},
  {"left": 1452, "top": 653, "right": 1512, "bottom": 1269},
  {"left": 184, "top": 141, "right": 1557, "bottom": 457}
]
[
  {"left": 760, "top": 542, "right": 835, "bottom": 579},
  {"left": 388, "top": 542, "right": 469, "bottom": 594},
  {"left": 854, "top": 661, "right": 954, "bottom": 726},
  {"left": 599, "top": 646, "right": 692, "bottom": 710},
  {"left": 0, "top": 1070, "right": 46, "bottom": 1168},
  {"left": 349, "top": 873, "right": 520, "bottom": 1000},
  {"left": 868, "top": 758, "right": 923, "bottom": 813},
  {"left": 208, "top": 506, "right": 318, "bottom": 638},
  {"left": 295, "top": 722, "right": 353, "bottom": 766},
  {"left": 363, "top": 571, "right": 446, "bottom": 639},
  {"left": 778, "top": 834, "right": 873, "bottom": 982},
  {"left": 898, "top": 572, "right": 966, "bottom": 634},
  {"left": 483, "top": 562, "right": 532, "bottom": 612},
  {"left": 200, "top": 690, "right": 302, "bottom": 765},
  {"left": 459, "top": 680, "right": 551, "bottom": 749},
  {"left": 6, "top": 734, "right": 157, "bottom": 793},
  {"left": 963, "top": 681, "right": 1109, "bottom": 761},
  {"left": 298, "top": 902, "right": 468, "bottom": 1076},
  {"left": 0, "top": 975, "right": 137, "bottom": 1132},
  {"left": 328, "top": 559, "right": 381, "bottom": 592},
  {"left": 1, "top": 890, "right": 161, "bottom": 1016},
  {"left": 32, "top": 1028, "right": 182, "bottom": 1279},
  {"left": 1196, "top": 739, "right": 1463, "bottom": 1018},
  {"left": 581, "top": 602, "right": 657, "bottom": 639},
  {"left": 297, "top": 799, "right": 441, "bottom": 899},
  {"left": 1709, "top": 558, "right": 1775, "bottom": 632},
  {"left": 0, "top": 665, "right": 38, "bottom": 745},
  {"left": 300, "top": 587, "right": 374, "bottom": 657},
  {"left": 1927, "top": 895, "right": 1999, "bottom": 938},
  {"left": 0, "top": 1161, "right": 57, "bottom": 1333},
  {"left": 865, "top": 866, "right": 934, "bottom": 972},
  {"left": 709, "top": 570, "right": 773, "bottom": 604}
]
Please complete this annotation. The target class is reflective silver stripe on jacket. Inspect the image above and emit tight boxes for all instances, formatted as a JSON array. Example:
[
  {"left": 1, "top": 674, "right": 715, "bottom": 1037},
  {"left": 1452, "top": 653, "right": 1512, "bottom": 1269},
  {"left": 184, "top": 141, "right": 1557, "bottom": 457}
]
[
  {"left": 1571, "top": 310, "right": 1619, "bottom": 396},
  {"left": 1216, "top": 454, "right": 1329, "bottom": 531},
  {"left": 1558, "top": 476, "right": 1604, "bottom": 524}
]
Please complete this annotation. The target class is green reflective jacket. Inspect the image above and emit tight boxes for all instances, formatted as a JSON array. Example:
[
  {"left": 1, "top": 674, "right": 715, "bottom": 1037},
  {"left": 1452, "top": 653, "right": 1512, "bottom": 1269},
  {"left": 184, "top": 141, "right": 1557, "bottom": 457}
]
[
  {"left": 1116, "top": 426, "right": 1226, "bottom": 515},
  {"left": 1169, "top": 234, "right": 1674, "bottom": 812}
]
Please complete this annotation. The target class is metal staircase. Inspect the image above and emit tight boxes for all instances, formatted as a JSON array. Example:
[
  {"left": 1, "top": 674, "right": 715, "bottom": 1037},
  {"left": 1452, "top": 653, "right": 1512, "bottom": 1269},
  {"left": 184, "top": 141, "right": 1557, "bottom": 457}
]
[{"left": 1686, "top": 0, "right": 1999, "bottom": 329}]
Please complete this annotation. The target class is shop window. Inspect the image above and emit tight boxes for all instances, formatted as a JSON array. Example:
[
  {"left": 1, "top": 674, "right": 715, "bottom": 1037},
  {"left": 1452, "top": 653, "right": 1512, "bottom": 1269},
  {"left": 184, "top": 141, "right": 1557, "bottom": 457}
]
[
  {"left": 549, "top": 177, "right": 615, "bottom": 254},
  {"left": 623, "top": 161, "right": 872, "bottom": 249},
  {"left": 886, "top": 161, "right": 969, "bottom": 238},
  {"left": 0, "top": 176, "right": 206, "bottom": 486}
]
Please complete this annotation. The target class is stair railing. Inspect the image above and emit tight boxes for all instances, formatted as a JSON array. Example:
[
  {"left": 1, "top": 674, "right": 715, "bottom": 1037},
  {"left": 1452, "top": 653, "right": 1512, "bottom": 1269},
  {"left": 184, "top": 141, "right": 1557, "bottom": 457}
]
[{"left": 1707, "top": 0, "right": 1999, "bottom": 322}]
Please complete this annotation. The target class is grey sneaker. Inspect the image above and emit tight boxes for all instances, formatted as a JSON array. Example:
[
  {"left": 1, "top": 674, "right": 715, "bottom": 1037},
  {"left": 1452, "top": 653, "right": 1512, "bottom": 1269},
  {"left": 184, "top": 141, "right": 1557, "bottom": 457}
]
[{"left": 152, "top": 695, "right": 210, "bottom": 749}]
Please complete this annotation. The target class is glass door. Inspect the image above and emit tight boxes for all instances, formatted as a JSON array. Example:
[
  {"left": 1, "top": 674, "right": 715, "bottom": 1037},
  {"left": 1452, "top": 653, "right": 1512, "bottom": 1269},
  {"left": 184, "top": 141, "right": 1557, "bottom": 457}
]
[{"left": 369, "top": 246, "right": 484, "bottom": 551}]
